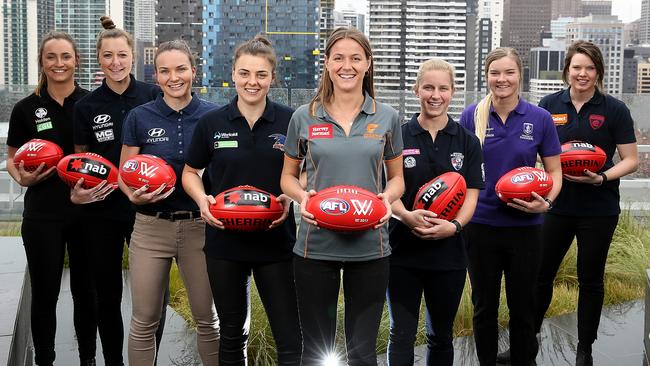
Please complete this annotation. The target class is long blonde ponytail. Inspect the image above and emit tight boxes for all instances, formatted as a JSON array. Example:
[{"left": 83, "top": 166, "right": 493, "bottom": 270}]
[{"left": 474, "top": 93, "right": 492, "bottom": 145}]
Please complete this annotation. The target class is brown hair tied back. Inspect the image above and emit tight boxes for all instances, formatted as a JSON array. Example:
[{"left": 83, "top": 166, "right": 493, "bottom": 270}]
[
  {"left": 232, "top": 34, "right": 277, "bottom": 75},
  {"left": 95, "top": 15, "right": 135, "bottom": 59},
  {"left": 100, "top": 15, "right": 116, "bottom": 30}
]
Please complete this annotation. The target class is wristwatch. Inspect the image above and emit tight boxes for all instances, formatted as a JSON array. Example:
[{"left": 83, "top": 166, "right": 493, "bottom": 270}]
[{"left": 450, "top": 219, "right": 463, "bottom": 235}]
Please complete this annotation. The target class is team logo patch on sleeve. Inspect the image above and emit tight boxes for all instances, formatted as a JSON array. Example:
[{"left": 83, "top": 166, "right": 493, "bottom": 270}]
[
  {"left": 450, "top": 152, "right": 464, "bottom": 171},
  {"left": 404, "top": 156, "right": 416, "bottom": 168},
  {"left": 268, "top": 134, "right": 286, "bottom": 151},
  {"left": 309, "top": 124, "right": 333, "bottom": 139},
  {"left": 552, "top": 114, "right": 568, "bottom": 125},
  {"left": 589, "top": 114, "right": 605, "bottom": 130}
]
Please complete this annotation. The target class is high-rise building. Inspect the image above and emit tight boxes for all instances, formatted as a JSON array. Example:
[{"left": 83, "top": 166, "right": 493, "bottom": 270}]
[
  {"left": 135, "top": 0, "right": 155, "bottom": 43},
  {"left": 581, "top": 0, "right": 612, "bottom": 17},
  {"left": 623, "top": 46, "right": 650, "bottom": 93},
  {"left": 551, "top": 17, "right": 575, "bottom": 40},
  {"left": 333, "top": 7, "right": 365, "bottom": 31},
  {"left": 56, "top": 0, "right": 134, "bottom": 88},
  {"left": 641, "top": 0, "right": 650, "bottom": 44},
  {"left": 466, "top": 0, "right": 479, "bottom": 92},
  {"left": 478, "top": 0, "right": 503, "bottom": 51},
  {"left": 156, "top": 0, "right": 202, "bottom": 85},
  {"left": 502, "top": 0, "right": 551, "bottom": 89},
  {"left": 370, "top": 0, "right": 467, "bottom": 119},
  {"left": 529, "top": 42, "right": 566, "bottom": 80},
  {"left": 625, "top": 19, "right": 641, "bottom": 46},
  {"left": 529, "top": 79, "right": 564, "bottom": 104},
  {"left": 476, "top": 0, "right": 502, "bottom": 92},
  {"left": 566, "top": 15, "right": 623, "bottom": 94},
  {"left": 637, "top": 61, "right": 650, "bottom": 93},
  {"left": 552, "top": 0, "right": 581, "bottom": 18},
  {"left": 201, "top": 1, "right": 320, "bottom": 90},
  {"left": 1, "top": 0, "right": 55, "bottom": 86},
  {"left": 319, "top": 0, "right": 335, "bottom": 72}
]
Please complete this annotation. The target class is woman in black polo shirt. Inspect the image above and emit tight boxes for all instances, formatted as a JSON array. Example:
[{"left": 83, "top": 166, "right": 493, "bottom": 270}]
[
  {"left": 534, "top": 41, "right": 638, "bottom": 366},
  {"left": 71, "top": 16, "right": 162, "bottom": 366},
  {"left": 387, "top": 58, "right": 483, "bottom": 365},
  {"left": 6, "top": 31, "right": 93, "bottom": 366},
  {"left": 183, "top": 35, "right": 301, "bottom": 365}
]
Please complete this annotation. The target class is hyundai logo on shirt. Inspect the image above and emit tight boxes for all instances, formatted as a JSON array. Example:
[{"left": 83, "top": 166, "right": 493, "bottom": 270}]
[{"left": 146, "top": 128, "right": 169, "bottom": 143}]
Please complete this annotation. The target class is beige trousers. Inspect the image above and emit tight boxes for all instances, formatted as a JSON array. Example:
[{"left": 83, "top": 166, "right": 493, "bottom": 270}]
[{"left": 128, "top": 213, "right": 219, "bottom": 366}]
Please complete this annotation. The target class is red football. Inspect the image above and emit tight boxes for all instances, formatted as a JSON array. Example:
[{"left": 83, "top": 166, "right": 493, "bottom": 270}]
[
  {"left": 56, "top": 153, "right": 118, "bottom": 188},
  {"left": 119, "top": 154, "right": 176, "bottom": 193},
  {"left": 495, "top": 166, "right": 553, "bottom": 203},
  {"left": 14, "top": 138, "right": 63, "bottom": 172},
  {"left": 560, "top": 140, "right": 606, "bottom": 176},
  {"left": 413, "top": 172, "right": 467, "bottom": 220},
  {"left": 306, "top": 185, "right": 386, "bottom": 232},
  {"left": 210, "top": 185, "right": 284, "bottom": 231}
]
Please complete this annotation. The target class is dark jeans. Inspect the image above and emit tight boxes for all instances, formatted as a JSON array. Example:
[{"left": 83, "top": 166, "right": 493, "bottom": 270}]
[
  {"left": 206, "top": 258, "right": 302, "bottom": 366},
  {"left": 22, "top": 217, "right": 95, "bottom": 365},
  {"left": 535, "top": 214, "right": 618, "bottom": 345},
  {"left": 465, "top": 223, "right": 541, "bottom": 366},
  {"left": 293, "top": 255, "right": 389, "bottom": 366},
  {"left": 386, "top": 266, "right": 466, "bottom": 366}
]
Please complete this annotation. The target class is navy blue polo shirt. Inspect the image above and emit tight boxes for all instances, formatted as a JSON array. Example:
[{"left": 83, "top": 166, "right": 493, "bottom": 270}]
[
  {"left": 539, "top": 88, "right": 637, "bottom": 216},
  {"left": 7, "top": 85, "right": 89, "bottom": 219},
  {"left": 186, "top": 97, "right": 296, "bottom": 262},
  {"left": 389, "top": 114, "right": 484, "bottom": 271},
  {"left": 122, "top": 93, "right": 216, "bottom": 213},
  {"left": 73, "top": 75, "right": 159, "bottom": 220}
]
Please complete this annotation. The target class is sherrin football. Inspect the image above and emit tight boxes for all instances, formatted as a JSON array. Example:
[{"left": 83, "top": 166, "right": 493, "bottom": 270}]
[
  {"left": 413, "top": 172, "right": 467, "bottom": 220},
  {"left": 14, "top": 138, "right": 63, "bottom": 172},
  {"left": 210, "top": 185, "right": 284, "bottom": 231},
  {"left": 305, "top": 185, "right": 386, "bottom": 232},
  {"left": 560, "top": 140, "right": 606, "bottom": 176},
  {"left": 119, "top": 154, "right": 176, "bottom": 193},
  {"left": 495, "top": 166, "right": 553, "bottom": 203},
  {"left": 56, "top": 153, "right": 118, "bottom": 188}
]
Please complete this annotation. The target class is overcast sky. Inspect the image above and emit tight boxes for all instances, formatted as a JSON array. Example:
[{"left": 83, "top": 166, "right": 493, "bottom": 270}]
[{"left": 335, "top": 0, "right": 643, "bottom": 24}]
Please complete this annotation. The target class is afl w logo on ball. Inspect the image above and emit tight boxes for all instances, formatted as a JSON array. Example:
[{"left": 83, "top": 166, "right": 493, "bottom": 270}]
[
  {"left": 589, "top": 114, "right": 605, "bottom": 130},
  {"left": 350, "top": 199, "right": 373, "bottom": 216},
  {"left": 93, "top": 114, "right": 111, "bottom": 124},
  {"left": 224, "top": 189, "right": 271, "bottom": 208},
  {"left": 35, "top": 108, "right": 47, "bottom": 119},
  {"left": 148, "top": 128, "right": 166, "bottom": 137},
  {"left": 320, "top": 198, "right": 350, "bottom": 215},
  {"left": 17, "top": 141, "right": 46, "bottom": 153},
  {"left": 450, "top": 152, "right": 464, "bottom": 171}
]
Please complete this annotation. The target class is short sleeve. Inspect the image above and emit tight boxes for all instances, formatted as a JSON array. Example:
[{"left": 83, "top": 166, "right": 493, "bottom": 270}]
[
  {"left": 612, "top": 103, "right": 637, "bottom": 145},
  {"left": 121, "top": 109, "right": 139, "bottom": 146},
  {"left": 384, "top": 108, "right": 403, "bottom": 160},
  {"left": 7, "top": 101, "right": 32, "bottom": 148},
  {"left": 464, "top": 132, "right": 485, "bottom": 189},
  {"left": 539, "top": 111, "right": 562, "bottom": 158},
  {"left": 185, "top": 115, "right": 213, "bottom": 169},
  {"left": 284, "top": 109, "right": 305, "bottom": 160},
  {"left": 73, "top": 103, "right": 91, "bottom": 146}
]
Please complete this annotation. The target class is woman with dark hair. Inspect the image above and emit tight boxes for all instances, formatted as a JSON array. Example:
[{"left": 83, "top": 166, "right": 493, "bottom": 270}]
[
  {"left": 183, "top": 34, "right": 301, "bottom": 365},
  {"left": 281, "top": 26, "right": 404, "bottom": 366},
  {"left": 459, "top": 47, "right": 562, "bottom": 366},
  {"left": 119, "top": 40, "right": 219, "bottom": 366},
  {"left": 387, "top": 58, "right": 484, "bottom": 366},
  {"left": 534, "top": 40, "right": 638, "bottom": 366},
  {"left": 6, "top": 31, "right": 94, "bottom": 366},
  {"left": 72, "top": 16, "right": 162, "bottom": 366}
]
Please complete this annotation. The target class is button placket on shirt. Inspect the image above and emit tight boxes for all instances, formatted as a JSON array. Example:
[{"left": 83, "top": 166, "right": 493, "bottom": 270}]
[{"left": 177, "top": 110, "right": 183, "bottom": 154}]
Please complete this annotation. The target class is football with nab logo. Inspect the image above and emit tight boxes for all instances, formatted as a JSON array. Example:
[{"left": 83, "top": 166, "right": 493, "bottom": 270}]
[
  {"left": 495, "top": 166, "right": 553, "bottom": 203},
  {"left": 413, "top": 172, "right": 467, "bottom": 220},
  {"left": 14, "top": 138, "right": 63, "bottom": 172},
  {"left": 210, "top": 185, "right": 284, "bottom": 231},
  {"left": 306, "top": 185, "right": 386, "bottom": 232},
  {"left": 56, "top": 153, "right": 118, "bottom": 188},
  {"left": 560, "top": 140, "right": 606, "bottom": 176},
  {"left": 119, "top": 154, "right": 176, "bottom": 193}
]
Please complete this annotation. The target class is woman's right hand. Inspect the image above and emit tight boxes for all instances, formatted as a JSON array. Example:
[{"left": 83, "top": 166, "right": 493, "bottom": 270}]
[
  {"left": 128, "top": 184, "right": 175, "bottom": 205},
  {"left": 198, "top": 194, "right": 225, "bottom": 229},
  {"left": 299, "top": 190, "right": 318, "bottom": 226},
  {"left": 400, "top": 209, "right": 436, "bottom": 230},
  {"left": 15, "top": 161, "right": 56, "bottom": 187},
  {"left": 70, "top": 178, "right": 115, "bottom": 204}
]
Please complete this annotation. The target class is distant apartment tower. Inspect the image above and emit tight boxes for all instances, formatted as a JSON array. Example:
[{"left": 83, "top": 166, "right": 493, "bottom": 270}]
[
  {"left": 466, "top": 0, "right": 479, "bottom": 92},
  {"left": 529, "top": 79, "right": 565, "bottom": 104},
  {"left": 552, "top": 0, "right": 581, "bottom": 18},
  {"left": 566, "top": 15, "right": 623, "bottom": 94},
  {"left": 201, "top": 1, "right": 319, "bottom": 89},
  {"left": 369, "top": 0, "right": 467, "bottom": 118},
  {"left": 623, "top": 46, "right": 650, "bottom": 93},
  {"left": 56, "top": 0, "right": 134, "bottom": 88},
  {"left": 625, "top": 19, "right": 641, "bottom": 46},
  {"left": 637, "top": 62, "right": 650, "bottom": 93},
  {"left": 319, "top": 0, "right": 335, "bottom": 71},
  {"left": 581, "top": 0, "right": 612, "bottom": 17},
  {"left": 156, "top": 0, "right": 202, "bottom": 84},
  {"left": 476, "top": 0, "right": 502, "bottom": 92},
  {"left": 551, "top": 17, "right": 575, "bottom": 40},
  {"left": 502, "top": 0, "right": 551, "bottom": 89},
  {"left": 478, "top": 0, "right": 503, "bottom": 51},
  {"left": 1, "top": 0, "right": 55, "bottom": 86},
  {"left": 528, "top": 41, "right": 566, "bottom": 103},
  {"left": 333, "top": 7, "right": 365, "bottom": 31},
  {"left": 641, "top": 0, "right": 650, "bottom": 44}
]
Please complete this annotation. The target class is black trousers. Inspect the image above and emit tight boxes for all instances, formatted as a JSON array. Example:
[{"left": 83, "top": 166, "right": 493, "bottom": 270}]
[
  {"left": 535, "top": 214, "right": 618, "bottom": 345},
  {"left": 386, "top": 266, "right": 466, "bottom": 366},
  {"left": 293, "top": 255, "right": 389, "bottom": 366},
  {"left": 465, "top": 223, "right": 541, "bottom": 366},
  {"left": 22, "top": 217, "right": 95, "bottom": 365},
  {"left": 206, "top": 257, "right": 302, "bottom": 366}
]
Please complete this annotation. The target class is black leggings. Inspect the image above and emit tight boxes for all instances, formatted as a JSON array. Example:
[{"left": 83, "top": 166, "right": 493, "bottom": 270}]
[
  {"left": 22, "top": 217, "right": 94, "bottom": 365},
  {"left": 465, "top": 223, "right": 541, "bottom": 366},
  {"left": 293, "top": 255, "right": 389, "bottom": 366},
  {"left": 206, "top": 257, "right": 302, "bottom": 366},
  {"left": 535, "top": 214, "right": 618, "bottom": 345},
  {"left": 386, "top": 266, "right": 466, "bottom": 366}
]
